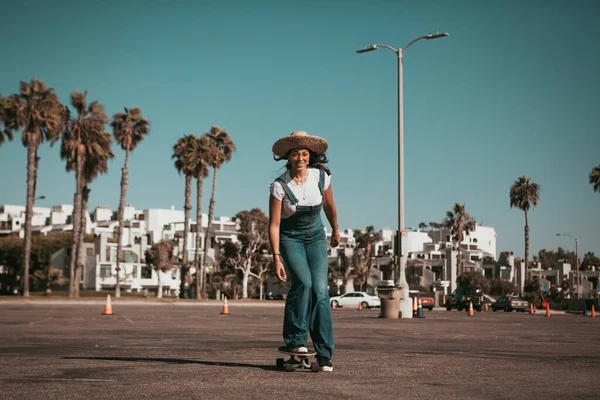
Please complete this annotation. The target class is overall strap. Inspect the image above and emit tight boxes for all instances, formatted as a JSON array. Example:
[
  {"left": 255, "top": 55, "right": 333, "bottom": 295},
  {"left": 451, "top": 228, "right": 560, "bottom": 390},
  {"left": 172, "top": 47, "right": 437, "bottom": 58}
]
[
  {"left": 274, "top": 178, "right": 299, "bottom": 205},
  {"left": 318, "top": 169, "right": 325, "bottom": 196}
]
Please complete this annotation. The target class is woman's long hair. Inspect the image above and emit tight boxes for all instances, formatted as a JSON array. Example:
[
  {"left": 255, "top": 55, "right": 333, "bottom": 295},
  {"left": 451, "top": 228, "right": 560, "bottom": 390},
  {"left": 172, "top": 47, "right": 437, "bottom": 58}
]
[{"left": 274, "top": 150, "right": 331, "bottom": 175}]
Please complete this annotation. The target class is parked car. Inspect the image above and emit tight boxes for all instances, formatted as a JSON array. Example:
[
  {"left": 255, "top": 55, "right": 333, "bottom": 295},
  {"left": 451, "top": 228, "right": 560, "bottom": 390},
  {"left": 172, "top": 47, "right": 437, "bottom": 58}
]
[
  {"left": 492, "top": 295, "right": 529, "bottom": 312},
  {"left": 409, "top": 291, "right": 435, "bottom": 311},
  {"left": 330, "top": 292, "right": 380, "bottom": 309},
  {"left": 445, "top": 287, "right": 483, "bottom": 312}
]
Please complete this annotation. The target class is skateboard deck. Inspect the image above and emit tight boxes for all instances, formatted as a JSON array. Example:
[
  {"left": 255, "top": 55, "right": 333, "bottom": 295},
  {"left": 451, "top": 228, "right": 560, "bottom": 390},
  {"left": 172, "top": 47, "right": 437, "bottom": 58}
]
[{"left": 276, "top": 350, "right": 319, "bottom": 372}]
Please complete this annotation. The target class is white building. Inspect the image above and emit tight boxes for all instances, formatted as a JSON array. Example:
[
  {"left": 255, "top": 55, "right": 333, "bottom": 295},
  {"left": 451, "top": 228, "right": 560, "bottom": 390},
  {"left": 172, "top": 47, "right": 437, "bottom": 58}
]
[{"left": 0, "top": 202, "right": 240, "bottom": 297}]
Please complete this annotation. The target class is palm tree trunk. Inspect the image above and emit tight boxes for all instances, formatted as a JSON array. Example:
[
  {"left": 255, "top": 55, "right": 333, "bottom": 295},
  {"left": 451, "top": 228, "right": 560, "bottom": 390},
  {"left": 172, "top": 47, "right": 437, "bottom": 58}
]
[
  {"left": 194, "top": 174, "right": 204, "bottom": 300},
  {"left": 68, "top": 155, "right": 84, "bottom": 298},
  {"left": 524, "top": 210, "right": 529, "bottom": 272},
  {"left": 157, "top": 269, "right": 163, "bottom": 299},
  {"left": 180, "top": 174, "right": 192, "bottom": 299},
  {"left": 202, "top": 167, "right": 218, "bottom": 299},
  {"left": 115, "top": 148, "right": 129, "bottom": 297},
  {"left": 22, "top": 145, "right": 38, "bottom": 297},
  {"left": 116, "top": 149, "right": 130, "bottom": 298},
  {"left": 75, "top": 186, "right": 89, "bottom": 297}
]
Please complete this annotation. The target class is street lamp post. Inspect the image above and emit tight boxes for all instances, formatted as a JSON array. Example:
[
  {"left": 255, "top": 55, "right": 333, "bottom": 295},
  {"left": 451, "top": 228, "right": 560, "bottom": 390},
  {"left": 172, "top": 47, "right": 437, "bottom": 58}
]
[
  {"left": 357, "top": 32, "right": 448, "bottom": 319},
  {"left": 556, "top": 233, "right": 579, "bottom": 297}
]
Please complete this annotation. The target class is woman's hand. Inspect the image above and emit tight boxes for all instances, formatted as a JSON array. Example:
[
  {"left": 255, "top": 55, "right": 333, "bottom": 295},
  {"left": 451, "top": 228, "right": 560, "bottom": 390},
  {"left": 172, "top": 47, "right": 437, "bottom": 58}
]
[
  {"left": 275, "top": 259, "right": 287, "bottom": 282},
  {"left": 330, "top": 232, "right": 341, "bottom": 247}
]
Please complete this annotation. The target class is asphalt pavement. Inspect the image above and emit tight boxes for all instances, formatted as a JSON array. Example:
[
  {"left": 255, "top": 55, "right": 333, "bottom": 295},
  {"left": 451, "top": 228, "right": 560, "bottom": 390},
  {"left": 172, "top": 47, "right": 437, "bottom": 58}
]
[{"left": 0, "top": 299, "right": 599, "bottom": 400}]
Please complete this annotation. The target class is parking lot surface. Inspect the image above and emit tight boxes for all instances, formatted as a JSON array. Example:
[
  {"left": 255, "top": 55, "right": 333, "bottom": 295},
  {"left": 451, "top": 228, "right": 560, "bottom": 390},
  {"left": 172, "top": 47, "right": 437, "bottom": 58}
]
[{"left": 1, "top": 301, "right": 599, "bottom": 399}]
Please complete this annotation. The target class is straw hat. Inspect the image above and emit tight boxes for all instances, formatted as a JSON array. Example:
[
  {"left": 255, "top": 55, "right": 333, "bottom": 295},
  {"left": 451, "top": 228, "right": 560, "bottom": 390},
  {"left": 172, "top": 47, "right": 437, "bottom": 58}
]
[{"left": 272, "top": 131, "right": 328, "bottom": 158}]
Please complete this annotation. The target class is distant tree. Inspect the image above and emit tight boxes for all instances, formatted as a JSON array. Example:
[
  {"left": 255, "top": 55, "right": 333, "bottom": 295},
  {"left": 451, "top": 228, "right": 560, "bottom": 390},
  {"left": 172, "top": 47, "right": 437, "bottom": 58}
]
[
  {"left": 0, "top": 92, "right": 15, "bottom": 145},
  {"left": 589, "top": 165, "right": 600, "bottom": 192},
  {"left": 61, "top": 90, "right": 111, "bottom": 297},
  {"left": 350, "top": 248, "right": 370, "bottom": 292},
  {"left": 429, "top": 221, "right": 444, "bottom": 242},
  {"left": 219, "top": 208, "right": 269, "bottom": 299},
  {"left": 191, "top": 135, "right": 211, "bottom": 300},
  {"left": 33, "top": 267, "right": 67, "bottom": 296},
  {"left": 457, "top": 271, "right": 490, "bottom": 293},
  {"left": 329, "top": 252, "right": 354, "bottom": 294},
  {"left": 145, "top": 240, "right": 174, "bottom": 299},
  {"left": 537, "top": 248, "right": 577, "bottom": 270},
  {"left": 444, "top": 203, "right": 476, "bottom": 275},
  {"left": 489, "top": 278, "right": 519, "bottom": 297},
  {"left": 172, "top": 133, "right": 205, "bottom": 299},
  {"left": 418, "top": 222, "right": 428, "bottom": 231},
  {"left": 203, "top": 127, "right": 236, "bottom": 298},
  {"left": 353, "top": 226, "right": 381, "bottom": 282},
  {"left": 111, "top": 107, "right": 150, "bottom": 298},
  {"left": 509, "top": 175, "right": 541, "bottom": 274},
  {"left": 581, "top": 252, "right": 600, "bottom": 270},
  {"left": 1, "top": 79, "right": 65, "bottom": 296}
]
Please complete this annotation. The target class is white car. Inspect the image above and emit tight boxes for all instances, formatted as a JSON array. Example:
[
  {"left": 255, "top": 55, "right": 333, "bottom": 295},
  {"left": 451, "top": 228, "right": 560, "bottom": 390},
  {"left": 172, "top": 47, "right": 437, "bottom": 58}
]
[{"left": 330, "top": 292, "right": 380, "bottom": 309}]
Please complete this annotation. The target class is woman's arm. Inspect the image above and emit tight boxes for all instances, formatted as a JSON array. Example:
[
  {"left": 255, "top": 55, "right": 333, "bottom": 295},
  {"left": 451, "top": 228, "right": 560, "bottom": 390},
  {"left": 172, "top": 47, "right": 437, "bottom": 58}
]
[
  {"left": 322, "top": 185, "right": 340, "bottom": 247},
  {"left": 269, "top": 194, "right": 287, "bottom": 282}
]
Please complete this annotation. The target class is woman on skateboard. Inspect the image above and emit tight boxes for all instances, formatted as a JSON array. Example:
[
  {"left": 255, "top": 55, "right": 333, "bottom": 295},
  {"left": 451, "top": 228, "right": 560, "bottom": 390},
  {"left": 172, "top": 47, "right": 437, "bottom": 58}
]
[{"left": 268, "top": 131, "right": 340, "bottom": 372}]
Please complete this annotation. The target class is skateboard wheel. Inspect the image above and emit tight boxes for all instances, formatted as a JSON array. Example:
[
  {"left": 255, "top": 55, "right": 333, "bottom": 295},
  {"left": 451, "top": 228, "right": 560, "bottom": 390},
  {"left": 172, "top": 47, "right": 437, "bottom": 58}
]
[
  {"left": 276, "top": 358, "right": 284, "bottom": 370},
  {"left": 284, "top": 363, "right": 295, "bottom": 372},
  {"left": 310, "top": 362, "right": 319, "bottom": 372}
]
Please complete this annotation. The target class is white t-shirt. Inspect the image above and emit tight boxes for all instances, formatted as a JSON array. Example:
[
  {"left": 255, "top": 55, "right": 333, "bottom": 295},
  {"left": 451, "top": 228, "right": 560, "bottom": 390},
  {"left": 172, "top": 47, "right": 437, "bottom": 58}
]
[{"left": 270, "top": 168, "right": 331, "bottom": 219}]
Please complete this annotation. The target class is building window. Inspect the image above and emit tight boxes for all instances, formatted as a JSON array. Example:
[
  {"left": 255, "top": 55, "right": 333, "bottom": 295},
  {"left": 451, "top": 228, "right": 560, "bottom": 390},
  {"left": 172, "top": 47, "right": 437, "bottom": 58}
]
[
  {"left": 100, "top": 265, "right": 111, "bottom": 278},
  {"left": 141, "top": 265, "right": 152, "bottom": 279},
  {"left": 86, "top": 248, "right": 94, "bottom": 256},
  {"left": 120, "top": 249, "right": 139, "bottom": 263},
  {"left": 66, "top": 248, "right": 72, "bottom": 257}
]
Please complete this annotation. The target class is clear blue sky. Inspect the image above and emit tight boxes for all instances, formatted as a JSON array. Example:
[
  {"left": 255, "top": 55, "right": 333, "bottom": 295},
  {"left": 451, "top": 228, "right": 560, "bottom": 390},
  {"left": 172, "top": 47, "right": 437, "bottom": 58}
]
[{"left": 1, "top": 0, "right": 598, "bottom": 258}]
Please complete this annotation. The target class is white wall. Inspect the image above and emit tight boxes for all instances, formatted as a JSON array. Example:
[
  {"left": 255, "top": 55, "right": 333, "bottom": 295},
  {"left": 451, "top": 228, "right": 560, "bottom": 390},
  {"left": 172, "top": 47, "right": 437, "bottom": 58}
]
[{"left": 94, "top": 207, "right": 113, "bottom": 222}]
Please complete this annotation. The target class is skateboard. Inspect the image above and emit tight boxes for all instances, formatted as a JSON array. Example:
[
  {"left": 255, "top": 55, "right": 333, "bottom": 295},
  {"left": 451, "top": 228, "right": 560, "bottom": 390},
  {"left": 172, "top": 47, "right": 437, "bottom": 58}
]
[{"left": 276, "top": 350, "right": 320, "bottom": 372}]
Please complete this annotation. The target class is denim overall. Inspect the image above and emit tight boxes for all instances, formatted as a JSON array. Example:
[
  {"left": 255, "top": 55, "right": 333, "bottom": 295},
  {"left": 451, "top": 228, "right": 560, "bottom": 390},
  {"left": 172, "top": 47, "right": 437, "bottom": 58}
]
[{"left": 275, "top": 169, "right": 334, "bottom": 359}]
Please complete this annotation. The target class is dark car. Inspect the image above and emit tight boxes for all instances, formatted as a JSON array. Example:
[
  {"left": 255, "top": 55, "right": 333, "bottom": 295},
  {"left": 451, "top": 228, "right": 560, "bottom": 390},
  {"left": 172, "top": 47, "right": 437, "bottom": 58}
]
[
  {"left": 446, "top": 287, "right": 483, "bottom": 312},
  {"left": 492, "top": 295, "right": 529, "bottom": 312}
]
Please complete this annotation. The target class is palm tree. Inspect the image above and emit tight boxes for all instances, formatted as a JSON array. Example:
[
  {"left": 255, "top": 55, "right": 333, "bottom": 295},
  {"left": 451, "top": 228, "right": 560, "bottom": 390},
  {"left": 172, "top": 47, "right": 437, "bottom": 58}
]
[
  {"left": 1, "top": 79, "right": 64, "bottom": 296},
  {"left": 193, "top": 135, "right": 211, "bottom": 299},
  {"left": 0, "top": 93, "right": 15, "bottom": 146},
  {"left": 61, "top": 90, "right": 110, "bottom": 297},
  {"left": 444, "top": 203, "right": 476, "bottom": 275},
  {"left": 590, "top": 165, "right": 600, "bottom": 193},
  {"left": 111, "top": 107, "right": 150, "bottom": 297},
  {"left": 145, "top": 240, "right": 175, "bottom": 299},
  {"left": 202, "top": 126, "right": 236, "bottom": 298},
  {"left": 509, "top": 175, "right": 541, "bottom": 272},
  {"left": 74, "top": 136, "right": 113, "bottom": 297},
  {"left": 172, "top": 133, "right": 203, "bottom": 298}
]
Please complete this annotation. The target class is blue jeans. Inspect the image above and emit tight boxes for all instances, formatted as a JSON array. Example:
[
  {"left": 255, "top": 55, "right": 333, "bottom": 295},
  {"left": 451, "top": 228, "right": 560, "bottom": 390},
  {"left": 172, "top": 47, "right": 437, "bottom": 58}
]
[{"left": 279, "top": 207, "right": 334, "bottom": 359}]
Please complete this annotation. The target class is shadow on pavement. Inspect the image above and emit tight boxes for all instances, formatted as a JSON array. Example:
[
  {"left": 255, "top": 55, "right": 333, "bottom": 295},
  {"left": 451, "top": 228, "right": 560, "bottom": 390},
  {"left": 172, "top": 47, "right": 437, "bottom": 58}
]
[{"left": 63, "top": 356, "right": 277, "bottom": 371}]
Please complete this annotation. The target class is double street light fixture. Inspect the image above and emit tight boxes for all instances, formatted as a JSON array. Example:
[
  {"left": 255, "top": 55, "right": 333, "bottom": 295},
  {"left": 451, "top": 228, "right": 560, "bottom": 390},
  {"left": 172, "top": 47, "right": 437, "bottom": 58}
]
[
  {"left": 356, "top": 32, "right": 448, "bottom": 319},
  {"left": 556, "top": 233, "right": 580, "bottom": 297}
]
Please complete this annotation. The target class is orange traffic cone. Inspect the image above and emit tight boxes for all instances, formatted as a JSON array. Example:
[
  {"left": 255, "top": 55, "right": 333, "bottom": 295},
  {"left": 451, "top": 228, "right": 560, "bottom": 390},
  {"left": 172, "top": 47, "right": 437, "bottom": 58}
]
[
  {"left": 545, "top": 303, "right": 550, "bottom": 317},
  {"left": 529, "top": 303, "right": 534, "bottom": 314},
  {"left": 220, "top": 296, "right": 230, "bottom": 315},
  {"left": 484, "top": 303, "right": 489, "bottom": 312},
  {"left": 468, "top": 301, "right": 474, "bottom": 317},
  {"left": 358, "top": 301, "right": 363, "bottom": 311},
  {"left": 331, "top": 301, "right": 336, "bottom": 310},
  {"left": 102, "top": 294, "right": 113, "bottom": 315},
  {"left": 591, "top": 305, "right": 596, "bottom": 318}
]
